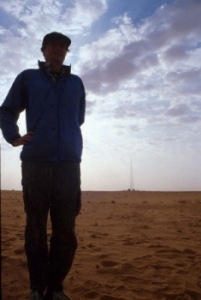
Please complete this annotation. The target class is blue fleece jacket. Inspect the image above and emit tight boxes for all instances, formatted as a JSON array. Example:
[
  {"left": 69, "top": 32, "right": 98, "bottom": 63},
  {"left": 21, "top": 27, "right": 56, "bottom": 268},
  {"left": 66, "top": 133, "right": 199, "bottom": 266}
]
[{"left": 0, "top": 63, "right": 86, "bottom": 163}]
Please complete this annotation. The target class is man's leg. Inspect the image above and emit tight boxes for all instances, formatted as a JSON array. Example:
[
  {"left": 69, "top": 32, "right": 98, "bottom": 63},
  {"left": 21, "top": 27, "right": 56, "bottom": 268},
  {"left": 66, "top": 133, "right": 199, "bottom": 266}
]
[
  {"left": 22, "top": 162, "right": 53, "bottom": 295},
  {"left": 47, "top": 162, "right": 81, "bottom": 294}
]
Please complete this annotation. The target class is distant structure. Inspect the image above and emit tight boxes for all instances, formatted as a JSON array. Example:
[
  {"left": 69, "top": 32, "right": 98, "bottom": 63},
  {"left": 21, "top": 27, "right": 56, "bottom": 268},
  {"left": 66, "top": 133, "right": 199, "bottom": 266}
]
[{"left": 130, "top": 156, "right": 134, "bottom": 191}]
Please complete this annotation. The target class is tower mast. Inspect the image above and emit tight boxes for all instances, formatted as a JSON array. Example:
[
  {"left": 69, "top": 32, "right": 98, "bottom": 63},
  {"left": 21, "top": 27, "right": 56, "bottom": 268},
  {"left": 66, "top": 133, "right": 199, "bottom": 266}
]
[{"left": 130, "top": 156, "right": 134, "bottom": 191}]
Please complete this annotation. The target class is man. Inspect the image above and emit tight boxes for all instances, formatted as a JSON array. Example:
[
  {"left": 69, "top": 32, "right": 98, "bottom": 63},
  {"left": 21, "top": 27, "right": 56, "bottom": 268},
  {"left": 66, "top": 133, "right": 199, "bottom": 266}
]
[{"left": 0, "top": 32, "right": 86, "bottom": 300}]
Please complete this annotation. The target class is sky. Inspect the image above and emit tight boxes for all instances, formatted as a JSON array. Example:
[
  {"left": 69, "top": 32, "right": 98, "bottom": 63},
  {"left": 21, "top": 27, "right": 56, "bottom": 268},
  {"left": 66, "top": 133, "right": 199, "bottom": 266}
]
[{"left": 0, "top": 0, "right": 201, "bottom": 192}]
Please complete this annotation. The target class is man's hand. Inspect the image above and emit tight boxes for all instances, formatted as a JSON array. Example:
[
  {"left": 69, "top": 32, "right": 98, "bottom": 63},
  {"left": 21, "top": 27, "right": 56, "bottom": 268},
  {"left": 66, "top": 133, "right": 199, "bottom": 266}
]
[{"left": 13, "top": 132, "right": 34, "bottom": 147}]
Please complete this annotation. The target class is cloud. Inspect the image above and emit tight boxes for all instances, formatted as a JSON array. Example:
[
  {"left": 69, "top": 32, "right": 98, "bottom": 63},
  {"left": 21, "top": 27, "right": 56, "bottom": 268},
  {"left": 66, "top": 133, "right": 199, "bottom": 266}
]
[
  {"left": 60, "top": 0, "right": 108, "bottom": 35},
  {"left": 129, "top": 124, "right": 139, "bottom": 132},
  {"left": 0, "top": 0, "right": 108, "bottom": 36},
  {"left": 75, "top": 19, "right": 137, "bottom": 72},
  {"left": 77, "top": 0, "right": 201, "bottom": 98},
  {"left": 86, "top": 100, "right": 96, "bottom": 115},
  {"left": 115, "top": 124, "right": 139, "bottom": 136},
  {"left": 143, "top": 0, "right": 201, "bottom": 48},
  {"left": 0, "top": 0, "right": 110, "bottom": 98},
  {"left": 113, "top": 103, "right": 136, "bottom": 119},
  {"left": 1, "top": 1, "right": 201, "bottom": 144},
  {"left": 162, "top": 45, "right": 188, "bottom": 62},
  {"left": 165, "top": 103, "right": 188, "bottom": 117},
  {"left": 167, "top": 69, "right": 201, "bottom": 83},
  {"left": 81, "top": 56, "right": 137, "bottom": 95},
  {"left": 75, "top": 0, "right": 201, "bottom": 157},
  {"left": 179, "top": 115, "right": 201, "bottom": 123}
]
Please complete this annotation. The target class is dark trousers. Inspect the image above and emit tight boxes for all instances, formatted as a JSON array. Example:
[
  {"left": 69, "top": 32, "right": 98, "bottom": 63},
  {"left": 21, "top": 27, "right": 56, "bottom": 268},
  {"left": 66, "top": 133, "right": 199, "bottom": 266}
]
[{"left": 21, "top": 161, "right": 81, "bottom": 294}]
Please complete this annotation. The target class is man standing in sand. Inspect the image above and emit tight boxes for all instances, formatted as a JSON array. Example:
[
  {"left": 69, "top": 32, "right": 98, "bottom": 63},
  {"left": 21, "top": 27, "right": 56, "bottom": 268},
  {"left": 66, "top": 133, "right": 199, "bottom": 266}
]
[{"left": 0, "top": 32, "right": 86, "bottom": 300}]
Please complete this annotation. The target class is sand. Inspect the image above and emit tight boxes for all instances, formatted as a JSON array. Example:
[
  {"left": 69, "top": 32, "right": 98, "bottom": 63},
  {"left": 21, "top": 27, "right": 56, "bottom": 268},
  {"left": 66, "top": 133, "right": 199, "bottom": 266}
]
[{"left": 1, "top": 190, "right": 201, "bottom": 300}]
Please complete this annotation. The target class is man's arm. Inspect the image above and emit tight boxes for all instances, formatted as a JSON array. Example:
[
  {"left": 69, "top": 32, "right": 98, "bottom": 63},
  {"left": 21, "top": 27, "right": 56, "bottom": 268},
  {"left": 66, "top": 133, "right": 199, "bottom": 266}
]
[
  {"left": 79, "top": 79, "right": 86, "bottom": 126},
  {"left": 0, "top": 72, "right": 28, "bottom": 145},
  {"left": 12, "top": 132, "right": 34, "bottom": 147}
]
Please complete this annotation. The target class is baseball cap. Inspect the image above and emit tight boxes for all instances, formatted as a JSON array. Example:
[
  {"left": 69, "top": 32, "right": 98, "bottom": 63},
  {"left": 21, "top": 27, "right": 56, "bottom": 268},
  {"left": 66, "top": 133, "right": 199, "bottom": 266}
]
[{"left": 41, "top": 32, "right": 71, "bottom": 51}]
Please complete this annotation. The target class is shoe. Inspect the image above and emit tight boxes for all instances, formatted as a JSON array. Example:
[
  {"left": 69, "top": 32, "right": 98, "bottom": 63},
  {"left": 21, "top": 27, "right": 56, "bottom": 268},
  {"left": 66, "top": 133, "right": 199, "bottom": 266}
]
[
  {"left": 29, "top": 290, "right": 44, "bottom": 300},
  {"left": 49, "top": 291, "right": 71, "bottom": 300}
]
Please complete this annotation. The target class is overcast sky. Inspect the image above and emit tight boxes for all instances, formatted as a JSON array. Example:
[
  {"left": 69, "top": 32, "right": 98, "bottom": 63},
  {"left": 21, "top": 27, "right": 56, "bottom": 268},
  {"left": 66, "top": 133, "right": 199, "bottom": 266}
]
[{"left": 0, "top": 0, "right": 201, "bottom": 191}]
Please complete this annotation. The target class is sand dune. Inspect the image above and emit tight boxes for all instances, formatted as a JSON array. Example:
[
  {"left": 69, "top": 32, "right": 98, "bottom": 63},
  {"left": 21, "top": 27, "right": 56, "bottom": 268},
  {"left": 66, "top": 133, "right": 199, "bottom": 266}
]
[{"left": 1, "top": 190, "right": 201, "bottom": 300}]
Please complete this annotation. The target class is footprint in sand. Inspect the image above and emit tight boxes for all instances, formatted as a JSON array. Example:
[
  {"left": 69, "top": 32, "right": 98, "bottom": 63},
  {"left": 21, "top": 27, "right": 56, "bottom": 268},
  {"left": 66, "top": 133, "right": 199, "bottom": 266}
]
[
  {"left": 151, "top": 264, "right": 173, "bottom": 275},
  {"left": 71, "top": 286, "right": 88, "bottom": 295},
  {"left": 84, "top": 291, "right": 99, "bottom": 299},
  {"left": 121, "top": 275, "right": 144, "bottom": 284},
  {"left": 120, "top": 263, "right": 135, "bottom": 273},
  {"left": 184, "top": 288, "right": 201, "bottom": 300},
  {"left": 14, "top": 247, "right": 24, "bottom": 255},
  {"left": 87, "top": 243, "right": 96, "bottom": 248},
  {"left": 148, "top": 244, "right": 164, "bottom": 249},
  {"left": 83, "top": 279, "right": 103, "bottom": 289},
  {"left": 7, "top": 285, "right": 23, "bottom": 299},
  {"left": 99, "top": 254, "right": 109, "bottom": 259},
  {"left": 5, "top": 237, "right": 16, "bottom": 245},
  {"left": 163, "top": 286, "right": 185, "bottom": 299},
  {"left": 177, "top": 270, "right": 188, "bottom": 276},
  {"left": 175, "top": 294, "right": 194, "bottom": 300},
  {"left": 155, "top": 248, "right": 182, "bottom": 259},
  {"left": 100, "top": 295, "right": 126, "bottom": 300},
  {"left": 113, "top": 284, "right": 127, "bottom": 293},
  {"left": 122, "top": 237, "right": 135, "bottom": 246},
  {"left": 153, "top": 293, "right": 166, "bottom": 300},
  {"left": 101, "top": 261, "right": 119, "bottom": 268},
  {"left": 132, "top": 290, "right": 153, "bottom": 300},
  {"left": 150, "top": 280, "right": 168, "bottom": 290},
  {"left": 16, "top": 233, "right": 24, "bottom": 240}
]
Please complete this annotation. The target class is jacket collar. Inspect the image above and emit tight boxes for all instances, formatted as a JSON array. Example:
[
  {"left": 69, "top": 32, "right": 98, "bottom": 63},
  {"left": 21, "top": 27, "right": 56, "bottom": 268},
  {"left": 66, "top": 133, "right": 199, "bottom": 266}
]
[{"left": 38, "top": 61, "right": 71, "bottom": 76}]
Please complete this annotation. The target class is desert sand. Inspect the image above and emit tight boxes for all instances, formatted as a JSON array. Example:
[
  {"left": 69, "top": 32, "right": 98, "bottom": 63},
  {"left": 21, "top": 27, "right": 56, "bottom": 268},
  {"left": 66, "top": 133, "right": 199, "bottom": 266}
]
[{"left": 1, "top": 190, "right": 201, "bottom": 300}]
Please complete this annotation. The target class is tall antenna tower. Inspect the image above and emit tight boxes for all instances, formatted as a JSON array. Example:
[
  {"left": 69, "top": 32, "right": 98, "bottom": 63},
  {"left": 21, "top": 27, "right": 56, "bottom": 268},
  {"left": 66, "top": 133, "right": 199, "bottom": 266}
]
[{"left": 130, "top": 156, "right": 134, "bottom": 191}]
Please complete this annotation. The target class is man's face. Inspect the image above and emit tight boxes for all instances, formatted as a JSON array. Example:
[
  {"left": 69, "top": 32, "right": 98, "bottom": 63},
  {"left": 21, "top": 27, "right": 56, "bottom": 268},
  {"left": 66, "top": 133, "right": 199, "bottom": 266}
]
[{"left": 43, "top": 40, "right": 68, "bottom": 64}]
